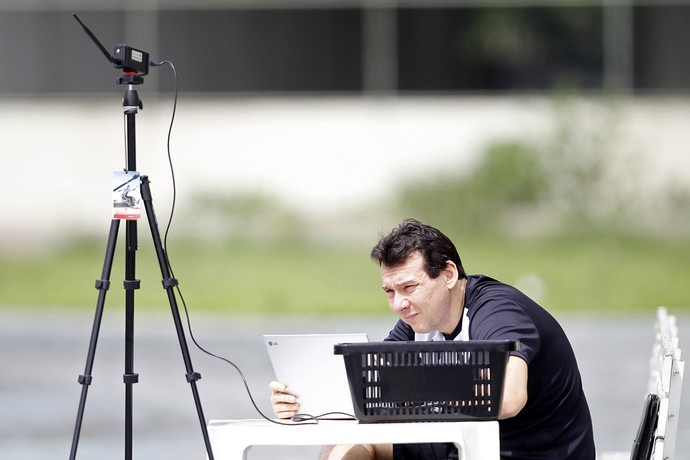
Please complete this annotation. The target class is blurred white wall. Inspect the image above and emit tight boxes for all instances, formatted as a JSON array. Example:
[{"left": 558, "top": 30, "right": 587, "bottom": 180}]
[{"left": 1, "top": 95, "right": 689, "bottom": 250}]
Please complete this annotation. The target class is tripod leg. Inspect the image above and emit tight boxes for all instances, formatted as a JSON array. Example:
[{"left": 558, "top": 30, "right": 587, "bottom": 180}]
[
  {"left": 69, "top": 219, "right": 121, "bottom": 460},
  {"left": 139, "top": 175, "right": 215, "bottom": 460},
  {"left": 123, "top": 218, "right": 140, "bottom": 460},
  {"left": 123, "top": 86, "right": 141, "bottom": 460}
]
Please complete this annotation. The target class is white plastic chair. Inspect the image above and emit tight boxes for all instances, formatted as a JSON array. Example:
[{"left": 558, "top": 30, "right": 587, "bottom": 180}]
[
  {"left": 600, "top": 307, "right": 684, "bottom": 460},
  {"left": 647, "top": 307, "right": 684, "bottom": 460}
]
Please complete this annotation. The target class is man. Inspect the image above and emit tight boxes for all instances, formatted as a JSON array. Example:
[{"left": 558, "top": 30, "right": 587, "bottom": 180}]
[{"left": 271, "top": 219, "right": 596, "bottom": 459}]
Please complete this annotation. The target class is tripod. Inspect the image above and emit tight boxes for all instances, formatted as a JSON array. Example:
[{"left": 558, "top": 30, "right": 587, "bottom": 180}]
[{"left": 68, "top": 78, "right": 215, "bottom": 460}]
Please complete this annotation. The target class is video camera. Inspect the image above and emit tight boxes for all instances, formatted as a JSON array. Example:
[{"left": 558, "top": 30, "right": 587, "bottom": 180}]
[
  {"left": 113, "top": 45, "right": 150, "bottom": 76},
  {"left": 73, "top": 13, "right": 151, "bottom": 83}
]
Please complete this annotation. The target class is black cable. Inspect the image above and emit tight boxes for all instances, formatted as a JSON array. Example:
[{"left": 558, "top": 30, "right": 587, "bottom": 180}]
[
  {"left": 151, "top": 59, "right": 178, "bottom": 248},
  {"left": 150, "top": 59, "right": 340, "bottom": 426}
]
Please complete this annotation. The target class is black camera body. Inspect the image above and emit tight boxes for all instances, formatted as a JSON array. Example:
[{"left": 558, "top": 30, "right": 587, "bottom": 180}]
[{"left": 113, "top": 44, "right": 149, "bottom": 76}]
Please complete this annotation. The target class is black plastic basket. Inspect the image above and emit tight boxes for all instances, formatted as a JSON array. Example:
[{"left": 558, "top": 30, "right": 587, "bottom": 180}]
[{"left": 334, "top": 340, "right": 519, "bottom": 423}]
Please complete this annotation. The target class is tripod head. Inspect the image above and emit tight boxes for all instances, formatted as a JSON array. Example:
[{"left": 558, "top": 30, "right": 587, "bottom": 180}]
[{"left": 73, "top": 13, "right": 150, "bottom": 85}]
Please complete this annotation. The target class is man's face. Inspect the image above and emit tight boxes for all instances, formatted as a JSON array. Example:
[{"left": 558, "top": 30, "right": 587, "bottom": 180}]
[{"left": 380, "top": 251, "right": 457, "bottom": 334}]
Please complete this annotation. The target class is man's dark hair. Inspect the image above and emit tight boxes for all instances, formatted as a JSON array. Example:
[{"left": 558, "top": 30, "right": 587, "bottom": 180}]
[{"left": 370, "top": 219, "right": 466, "bottom": 279}]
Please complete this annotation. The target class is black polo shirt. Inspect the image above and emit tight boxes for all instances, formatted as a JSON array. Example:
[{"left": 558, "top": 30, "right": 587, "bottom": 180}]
[{"left": 385, "top": 274, "right": 596, "bottom": 460}]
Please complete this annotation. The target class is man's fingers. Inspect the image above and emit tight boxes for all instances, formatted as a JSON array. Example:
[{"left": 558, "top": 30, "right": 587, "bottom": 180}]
[
  {"left": 271, "top": 392, "right": 297, "bottom": 404},
  {"left": 269, "top": 380, "right": 300, "bottom": 418},
  {"left": 269, "top": 380, "right": 287, "bottom": 392},
  {"left": 271, "top": 399, "right": 299, "bottom": 419},
  {"left": 273, "top": 401, "right": 300, "bottom": 419}
]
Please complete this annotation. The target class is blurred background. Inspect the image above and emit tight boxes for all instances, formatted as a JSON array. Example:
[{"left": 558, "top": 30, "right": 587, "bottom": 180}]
[{"left": 1, "top": 0, "right": 689, "bottom": 459}]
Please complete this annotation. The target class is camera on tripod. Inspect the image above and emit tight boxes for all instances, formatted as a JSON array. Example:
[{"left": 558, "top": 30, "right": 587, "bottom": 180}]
[
  {"left": 72, "top": 13, "right": 150, "bottom": 83},
  {"left": 113, "top": 44, "right": 149, "bottom": 76}
]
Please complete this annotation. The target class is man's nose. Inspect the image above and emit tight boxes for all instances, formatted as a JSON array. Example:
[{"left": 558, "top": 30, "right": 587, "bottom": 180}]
[{"left": 392, "top": 292, "right": 410, "bottom": 312}]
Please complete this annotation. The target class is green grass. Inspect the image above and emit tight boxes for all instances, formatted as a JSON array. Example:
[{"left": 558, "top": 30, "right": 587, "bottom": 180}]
[
  {"left": 456, "top": 233, "right": 690, "bottom": 311},
  {"left": 2, "top": 233, "right": 689, "bottom": 315}
]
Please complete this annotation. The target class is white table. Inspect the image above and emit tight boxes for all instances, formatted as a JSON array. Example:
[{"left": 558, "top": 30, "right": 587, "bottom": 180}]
[{"left": 207, "top": 419, "right": 500, "bottom": 460}]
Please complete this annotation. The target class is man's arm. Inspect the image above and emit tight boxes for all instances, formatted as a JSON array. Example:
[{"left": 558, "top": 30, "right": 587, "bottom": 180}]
[{"left": 498, "top": 355, "right": 528, "bottom": 420}]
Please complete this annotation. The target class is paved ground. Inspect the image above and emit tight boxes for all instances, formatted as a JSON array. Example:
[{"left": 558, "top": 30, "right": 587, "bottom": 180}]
[{"left": 1, "top": 308, "right": 688, "bottom": 460}]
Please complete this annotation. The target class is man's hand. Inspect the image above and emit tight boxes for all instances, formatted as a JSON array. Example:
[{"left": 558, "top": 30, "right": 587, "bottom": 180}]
[{"left": 269, "top": 380, "right": 300, "bottom": 419}]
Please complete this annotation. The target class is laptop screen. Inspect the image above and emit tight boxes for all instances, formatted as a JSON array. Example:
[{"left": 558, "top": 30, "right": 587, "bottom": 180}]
[{"left": 263, "top": 333, "right": 369, "bottom": 419}]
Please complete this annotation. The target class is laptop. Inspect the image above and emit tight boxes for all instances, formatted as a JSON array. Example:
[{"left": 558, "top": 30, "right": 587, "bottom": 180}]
[{"left": 263, "top": 333, "right": 369, "bottom": 419}]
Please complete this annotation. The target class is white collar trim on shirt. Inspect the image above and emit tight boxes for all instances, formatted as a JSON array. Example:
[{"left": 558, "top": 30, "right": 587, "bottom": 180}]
[{"left": 414, "top": 307, "right": 470, "bottom": 342}]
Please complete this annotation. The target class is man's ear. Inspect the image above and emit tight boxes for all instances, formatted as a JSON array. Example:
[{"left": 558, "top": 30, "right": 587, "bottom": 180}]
[{"left": 443, "top": 261, "right": 459, "bottom": 289}]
